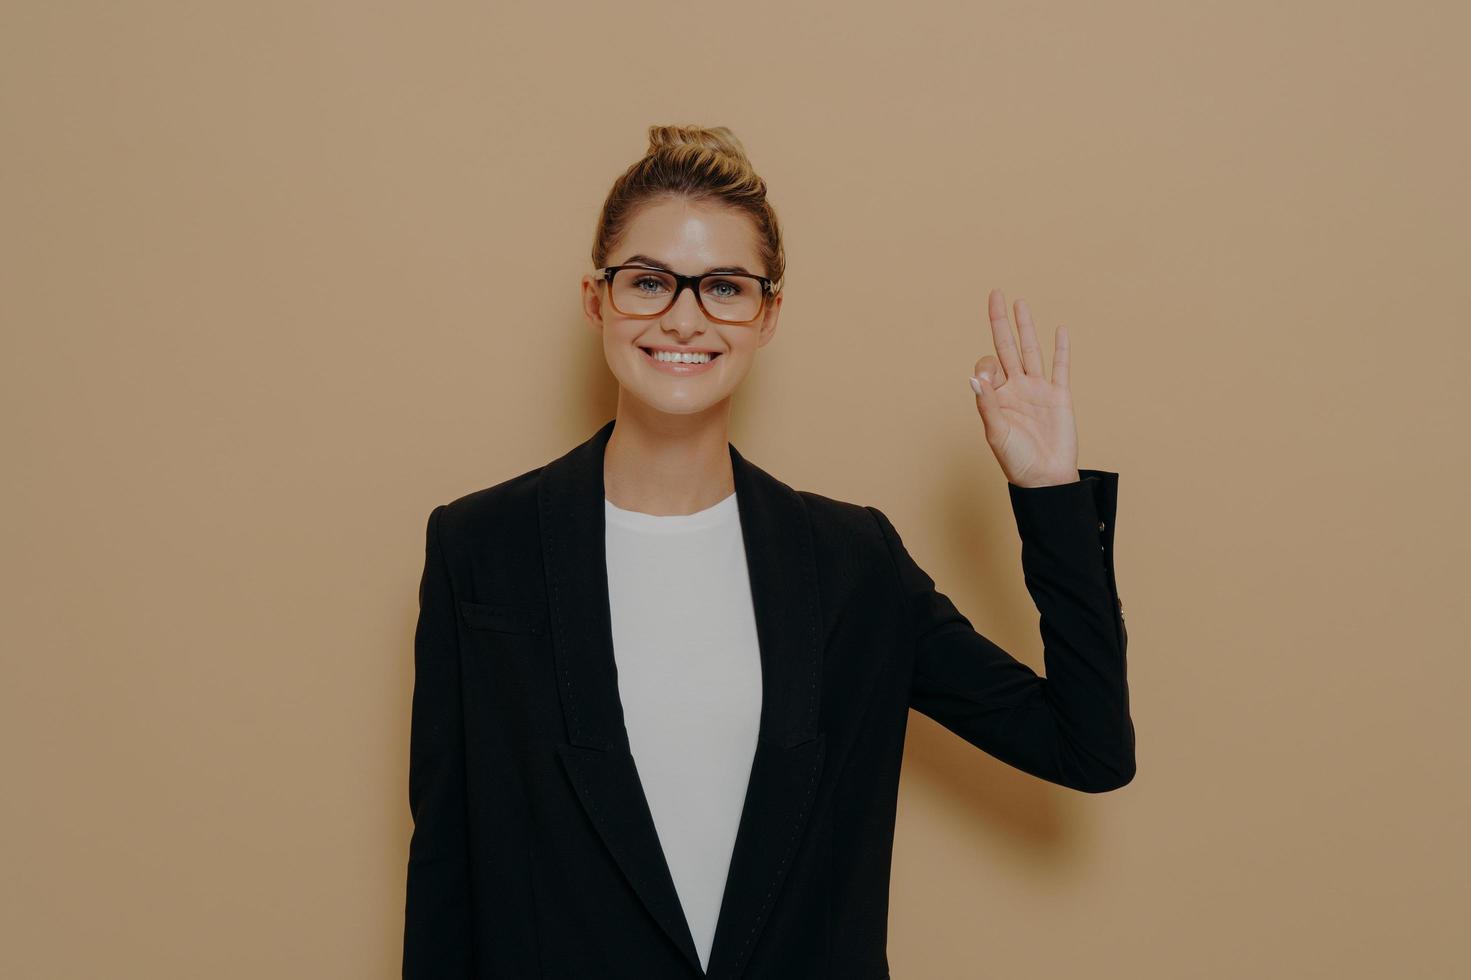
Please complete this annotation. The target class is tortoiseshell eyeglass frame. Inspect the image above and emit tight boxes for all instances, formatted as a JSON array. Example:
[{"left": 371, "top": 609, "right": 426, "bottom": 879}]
[{"left": 592, "top": 264, "right": 780, "bottom": 325}]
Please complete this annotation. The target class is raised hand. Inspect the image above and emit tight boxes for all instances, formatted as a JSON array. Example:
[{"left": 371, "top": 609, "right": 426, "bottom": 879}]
[{"left": 967, "top": 288, "right": 1081, "bottom": 489}]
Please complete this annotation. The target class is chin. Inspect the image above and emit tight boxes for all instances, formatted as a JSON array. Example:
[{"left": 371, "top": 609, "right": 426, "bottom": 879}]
[{"left": 629, "top": 390, "right": 726, "bottom": 416}]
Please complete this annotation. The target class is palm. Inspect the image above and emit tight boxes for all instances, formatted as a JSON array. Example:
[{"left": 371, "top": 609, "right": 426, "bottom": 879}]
[{"left": 969, "top": 288, "right": 1080, "bottom": 488}]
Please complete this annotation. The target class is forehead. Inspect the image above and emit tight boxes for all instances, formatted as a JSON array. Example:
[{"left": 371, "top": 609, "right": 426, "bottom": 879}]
[{"left": 614, "top": 197, "right": 763, "bottom": 273}]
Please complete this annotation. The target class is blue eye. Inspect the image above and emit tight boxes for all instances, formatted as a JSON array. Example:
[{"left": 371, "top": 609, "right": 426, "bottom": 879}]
[
  {"left": 704, "top": 279, "right": 744, "bottom": 299},
  {"left": 632, "top": 275, "right": 670, "bottom": 294}
]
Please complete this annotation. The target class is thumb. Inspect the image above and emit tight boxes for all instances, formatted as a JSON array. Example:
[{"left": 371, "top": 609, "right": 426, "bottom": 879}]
[{"left": 968, "top": 371, "right": 1003, "bottom": 442}]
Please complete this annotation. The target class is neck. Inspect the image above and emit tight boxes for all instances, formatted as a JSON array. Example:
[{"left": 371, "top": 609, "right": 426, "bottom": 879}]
[{"left": 603, "top": 399, "right": 735, "bottom": 516}]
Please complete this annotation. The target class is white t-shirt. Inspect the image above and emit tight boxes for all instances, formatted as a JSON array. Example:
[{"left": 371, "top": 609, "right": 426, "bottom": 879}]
[{"left": 603, "top": 489, "right": 763, "bottom": 973}]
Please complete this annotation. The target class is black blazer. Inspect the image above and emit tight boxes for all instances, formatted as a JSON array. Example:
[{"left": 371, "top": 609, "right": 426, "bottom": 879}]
[{"left": 404, "top": 417, "right": 1134, "bottom": 980}]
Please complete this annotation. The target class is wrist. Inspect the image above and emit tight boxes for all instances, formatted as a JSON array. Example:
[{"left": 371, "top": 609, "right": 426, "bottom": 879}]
[{"left": 1011, "top": 469, "right": 1081, "bottom": 489}]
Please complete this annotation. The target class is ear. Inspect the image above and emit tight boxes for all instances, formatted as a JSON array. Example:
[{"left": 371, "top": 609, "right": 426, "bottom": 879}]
[
  {"left": 581, "top": 273, "right": 606, "bottom": 333},
  {"left": 756, "top": 289, "right": 782, "bottom": 348}
]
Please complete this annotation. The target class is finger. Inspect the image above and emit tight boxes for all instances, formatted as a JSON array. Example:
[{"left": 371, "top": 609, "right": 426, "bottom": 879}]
[
  {"left": 1013, "top": 297, "right": 1045, "bottom": 378},
  {"left": 971, "top": 354, "right": 1005, "bottom": 388},
  {"left": 987, "top": 288, "right": 1025, "bottom": 381},
  {"left": 1051, "top": 324, "right": 1070, "bottom": 388}
]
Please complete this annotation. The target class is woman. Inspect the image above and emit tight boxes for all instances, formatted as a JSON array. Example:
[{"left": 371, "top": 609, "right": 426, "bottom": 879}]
[{"left": 403, "top": 125, "right": 1133, "bottom": 980}]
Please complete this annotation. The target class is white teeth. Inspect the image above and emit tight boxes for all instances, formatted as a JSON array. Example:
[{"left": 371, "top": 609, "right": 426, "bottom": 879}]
[{"left": 649, "top": 349, "right": 714, "bottom": 364}]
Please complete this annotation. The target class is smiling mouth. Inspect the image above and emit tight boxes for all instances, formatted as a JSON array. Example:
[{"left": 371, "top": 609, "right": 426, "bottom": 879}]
[{"left": 639, "top": 346, "right": 723, "bottom": 363}]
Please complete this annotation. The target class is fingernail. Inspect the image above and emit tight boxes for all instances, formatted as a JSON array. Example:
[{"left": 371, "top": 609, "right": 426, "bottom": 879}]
[{"left": 969, "top": 376, "right": 984, "bottom": 395}]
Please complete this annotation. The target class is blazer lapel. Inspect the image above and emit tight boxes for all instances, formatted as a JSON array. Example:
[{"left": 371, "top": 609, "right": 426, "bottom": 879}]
[{"left": 539, "top": 418, "right": 827, "bottom": 980}]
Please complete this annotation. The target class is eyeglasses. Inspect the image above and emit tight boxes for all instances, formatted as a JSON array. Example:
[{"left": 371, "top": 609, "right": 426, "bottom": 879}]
[{"left": 592, "top": 264, "right": 778, "bottom": 325}]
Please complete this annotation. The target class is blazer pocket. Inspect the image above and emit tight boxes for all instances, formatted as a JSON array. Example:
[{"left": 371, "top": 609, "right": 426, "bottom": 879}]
[{"left": 458, "top": 599, "right": 548, "bottom": 636}]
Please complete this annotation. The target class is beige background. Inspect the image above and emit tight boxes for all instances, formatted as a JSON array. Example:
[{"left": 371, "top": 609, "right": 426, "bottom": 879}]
[{"left": 3, "top": 1, "right": 1467, "bottom": 977}]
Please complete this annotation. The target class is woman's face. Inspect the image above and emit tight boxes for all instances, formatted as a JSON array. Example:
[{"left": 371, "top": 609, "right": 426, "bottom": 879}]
[{"left": 581, "top": 196, "right": 781, "bottom": 418}]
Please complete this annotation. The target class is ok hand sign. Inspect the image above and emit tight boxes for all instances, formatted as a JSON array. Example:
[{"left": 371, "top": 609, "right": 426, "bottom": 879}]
[{"left": 968, "top": 289, "right": 1081, "bottom": 489}]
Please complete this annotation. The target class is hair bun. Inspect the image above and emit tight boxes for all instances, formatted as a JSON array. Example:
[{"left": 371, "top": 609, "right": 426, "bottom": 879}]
[{"left": 646, "top": 124, "right": 751, "bottom": 164}]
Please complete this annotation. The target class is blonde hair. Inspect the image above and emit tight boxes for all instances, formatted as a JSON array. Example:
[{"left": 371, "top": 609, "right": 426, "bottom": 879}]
[{"left": 591, "top": 124, "right": 786, "bottom": 294}]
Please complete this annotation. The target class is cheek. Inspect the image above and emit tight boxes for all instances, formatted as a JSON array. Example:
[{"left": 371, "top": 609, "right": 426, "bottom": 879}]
[
  {"left": 606, "top": 325, "right": 641, "bottom": 350},
  {"left": 714, "top": 350, "right": 752, "bottom": 383},
  {"left": 604, "top": 331, "right": 645, "bottom": 370},
  {"left": 725, "top": 338, "right": 759, "bottom": 365}
]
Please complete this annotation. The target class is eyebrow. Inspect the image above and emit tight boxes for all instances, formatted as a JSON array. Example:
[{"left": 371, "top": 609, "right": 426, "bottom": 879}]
[{"left": 618, "top": 254, "right": 759, "bottom": 277}]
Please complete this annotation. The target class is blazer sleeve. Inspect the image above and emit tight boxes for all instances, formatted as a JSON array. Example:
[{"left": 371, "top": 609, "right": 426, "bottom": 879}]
[
  {"left": 866, "top": 469, "right": 1135, "bottom": 793},
  {"left": 403, "top": 503, "right": 475, "bottom": 978}
]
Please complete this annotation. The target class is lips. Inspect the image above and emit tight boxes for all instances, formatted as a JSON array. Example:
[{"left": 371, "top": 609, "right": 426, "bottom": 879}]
[{"left": 636, "top": 345, "right": 723, "bottom": 376}]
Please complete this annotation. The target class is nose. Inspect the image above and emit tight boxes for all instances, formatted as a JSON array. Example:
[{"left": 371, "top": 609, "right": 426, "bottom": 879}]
[{"left": 661, "top": 282, "right": 706, "bottom": 334}]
